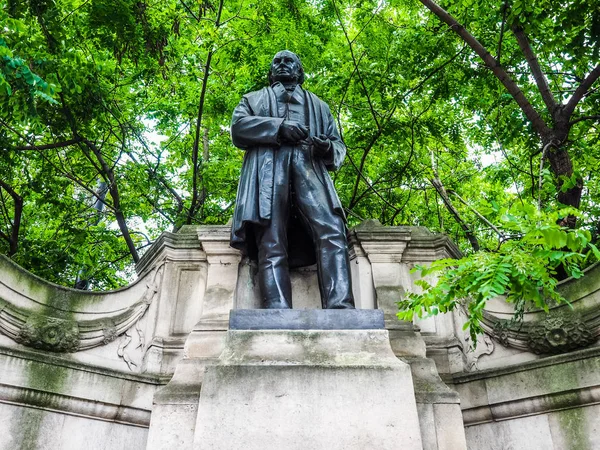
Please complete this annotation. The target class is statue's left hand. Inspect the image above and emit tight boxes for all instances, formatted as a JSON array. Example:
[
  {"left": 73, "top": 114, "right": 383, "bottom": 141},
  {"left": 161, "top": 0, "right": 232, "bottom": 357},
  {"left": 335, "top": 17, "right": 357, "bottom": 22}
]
[{"left": 312, "top": 134, "right": 332, "bottom": 158}]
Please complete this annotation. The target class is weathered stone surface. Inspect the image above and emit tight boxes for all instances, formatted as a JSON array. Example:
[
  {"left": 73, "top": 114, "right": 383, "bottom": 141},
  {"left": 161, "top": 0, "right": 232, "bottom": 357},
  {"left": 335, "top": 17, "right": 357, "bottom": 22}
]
[
  {"left": 0, "top": 403, "right": 149, "bottom": 450},
  {"left": 465, "top": 414, "right": 555, "bottom": 450},
  {"left": 0, "top": 345, "right": 161, "bottom": 450},
  {"left": 455, "top": 346, "right": 600, "bottom": 423},
  {"left": 7, "top": 222, "right": 600, "bottom": 450},
  {"left": 463, "top": 401, "right": 600, "bottom": 450},
  {"left": 192, "top": 328, "right": 423, "bottom": 450},
  {"left": 229, "top": 308, "right": 384, "bottom": 330}
]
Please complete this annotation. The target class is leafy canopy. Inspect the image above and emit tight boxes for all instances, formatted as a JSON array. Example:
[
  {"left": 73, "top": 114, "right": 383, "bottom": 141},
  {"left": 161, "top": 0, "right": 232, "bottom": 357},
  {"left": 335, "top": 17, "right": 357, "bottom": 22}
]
[{"left": 0, "top": 0, "right": 599, "bottom": 336}]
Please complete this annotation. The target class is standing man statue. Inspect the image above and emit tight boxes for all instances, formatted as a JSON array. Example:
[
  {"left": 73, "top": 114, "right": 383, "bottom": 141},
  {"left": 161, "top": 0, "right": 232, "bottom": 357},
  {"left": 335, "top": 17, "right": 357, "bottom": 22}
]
[{"left": 230, "top": 50, "right": 355, "bottom": 310}]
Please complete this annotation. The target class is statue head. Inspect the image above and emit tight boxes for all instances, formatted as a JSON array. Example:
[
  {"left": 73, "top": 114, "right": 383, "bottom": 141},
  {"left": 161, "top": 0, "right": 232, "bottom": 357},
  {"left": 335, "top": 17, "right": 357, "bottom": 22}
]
[{"left": 268, "top": 50, "right": 305, "bottom": 86}]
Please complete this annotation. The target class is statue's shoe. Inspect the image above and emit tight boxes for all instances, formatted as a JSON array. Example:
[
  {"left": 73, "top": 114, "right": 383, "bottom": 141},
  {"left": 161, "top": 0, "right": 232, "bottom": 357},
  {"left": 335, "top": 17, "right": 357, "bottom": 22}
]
[{"left": 326, "top": 298, "right": 356, "bottom": 309}]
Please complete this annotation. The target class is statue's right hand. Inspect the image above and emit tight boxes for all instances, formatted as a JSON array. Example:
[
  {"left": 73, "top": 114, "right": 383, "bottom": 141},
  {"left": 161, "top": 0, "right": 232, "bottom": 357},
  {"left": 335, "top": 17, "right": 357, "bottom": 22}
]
[{"left": 279, "top": 121, "right": 309, "bottom": 143}]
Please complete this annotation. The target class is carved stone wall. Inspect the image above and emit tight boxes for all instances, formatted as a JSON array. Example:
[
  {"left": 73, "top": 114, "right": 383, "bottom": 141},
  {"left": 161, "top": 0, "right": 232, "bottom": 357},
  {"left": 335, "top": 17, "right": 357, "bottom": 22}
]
[
  {"left": 0, "top": 222, "right": 464, "bottom": 450},
  {"left": 1, "top": 222, "right": 599, "bottom": 450},
  {"left": 446, "top": 262, "right": 600, "bottom": 450},
  {"left": 446, "top": 262, "right": 600, "bottom": 375},
  {"left": 0, "top": 227, "right": 205, "bottom": 449}
]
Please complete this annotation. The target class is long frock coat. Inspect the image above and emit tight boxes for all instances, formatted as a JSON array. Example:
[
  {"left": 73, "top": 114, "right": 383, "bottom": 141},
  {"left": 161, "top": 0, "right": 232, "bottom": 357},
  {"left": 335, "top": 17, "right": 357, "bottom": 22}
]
[{"left": 229, "top": 83, "right": 347, "bottom": 268}]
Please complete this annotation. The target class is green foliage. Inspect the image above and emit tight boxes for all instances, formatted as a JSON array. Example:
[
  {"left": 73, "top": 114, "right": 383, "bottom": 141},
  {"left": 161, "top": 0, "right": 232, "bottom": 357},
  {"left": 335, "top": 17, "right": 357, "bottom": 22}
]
[
  {"left": 0, "top": 0, "right": 599, "bottom": 297},
  {"left": 398, "top": 203, "right": 600, "bottom": 342}
]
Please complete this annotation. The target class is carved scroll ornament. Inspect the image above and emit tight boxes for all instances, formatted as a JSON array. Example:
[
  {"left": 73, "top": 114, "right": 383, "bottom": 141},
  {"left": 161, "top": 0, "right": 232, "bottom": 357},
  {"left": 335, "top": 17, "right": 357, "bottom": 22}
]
[{"left": 0, "top": 266, "right": 163, "bottom": 353}]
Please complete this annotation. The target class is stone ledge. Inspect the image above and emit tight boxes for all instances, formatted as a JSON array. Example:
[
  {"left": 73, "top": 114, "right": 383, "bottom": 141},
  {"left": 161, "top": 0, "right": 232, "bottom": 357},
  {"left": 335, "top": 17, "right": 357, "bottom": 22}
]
[
  {"left": 220, "top": 329, "right": 399, "bottom": 367},
  {"left": 452, "top": 345, "right": 600, "bottom": 384},
  {"left": 0, "top": 383, "right": 151, "bottom": 427},
  {"left": 453, "top": 345, "right": 600, "bottom": 428},
  {"left": 462, "top": 384, "right": 600, "bottom": 427},
  {"left": 229, "top": 308, "right": 384, "bottom": 330},
  {"left": 0, "top": 345, "right": 168, "bottom": 384}
]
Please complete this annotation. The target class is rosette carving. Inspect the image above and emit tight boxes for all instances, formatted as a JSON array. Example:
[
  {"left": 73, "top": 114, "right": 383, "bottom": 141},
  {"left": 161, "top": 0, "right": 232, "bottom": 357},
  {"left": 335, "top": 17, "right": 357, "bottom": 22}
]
[
  {"left": 477, "top": 262, "right": 600, "bottom": 356},
  {"left": 482, "top": 310, "right": 598, "bottom": 356},
  {"left": 16, "top": 316, "right": 80, "bottom": 352},
  {"left": 528, "top": 313, "right": 594, "bottom": 355}
]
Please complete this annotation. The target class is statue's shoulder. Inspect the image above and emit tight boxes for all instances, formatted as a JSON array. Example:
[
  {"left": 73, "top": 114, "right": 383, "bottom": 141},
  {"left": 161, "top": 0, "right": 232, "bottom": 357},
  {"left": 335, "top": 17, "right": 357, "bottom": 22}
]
[
  {"left": 241, "top": 87, "right": 272, "bottom": 115},
  {"left": 243, "top": 87, "right": 270, "bottom": 101},
  {"left": 304, "top": 89, "right": 332, "bottom": 113}
]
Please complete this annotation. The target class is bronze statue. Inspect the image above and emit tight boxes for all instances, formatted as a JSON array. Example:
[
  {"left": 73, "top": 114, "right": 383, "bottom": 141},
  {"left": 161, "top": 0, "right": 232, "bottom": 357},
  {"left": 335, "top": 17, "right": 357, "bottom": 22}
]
[{"left": 230, "top": 50, "right": 355, "bottom": 310}]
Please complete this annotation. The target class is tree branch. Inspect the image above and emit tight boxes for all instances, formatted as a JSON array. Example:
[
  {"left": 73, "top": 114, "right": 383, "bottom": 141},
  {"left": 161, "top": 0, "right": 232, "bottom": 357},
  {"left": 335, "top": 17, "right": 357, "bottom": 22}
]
[
  {"left": 81, "top": 138, "right": 139, "bottom": 263},
  {"left": 569, "top": 115, "right": 600, "bottom": 126},
  {"left": 496, "top": 0, "right": 508, "bottom": 63},
  {"left": 0, "top": 179, "right": 23, "bottom": 256},
  {"left": 447, "top": 190, "right": 504, "bottom": 239},
  {"left": 187, "top": 0, "right": 224, "bottom": 224},
  {"left": 399, "top": 45, "right": 466, "bottom": 103},
  {"left": 418, "top": 0, "right": 551, "bottom": 137},
  {"left": 332, "top": 0, "right": 381, "bottom": 130},
  {"left": 563, "top": 65, "right": 600, "bottom": 118},
  {"left": 178, "top": 0, "right": 199, "bottom": 21},
  {"left": 512, "top": 25, "right": 558, "bottom": 115},
  {"left": 344, "top": 148, "right": 402, "bottom": 216},
  {"left": 430, "top": 151, "right": 480, "bottom": 251},
  {"left": 13, "top": 137, "right": 83, "bottom": 151},
  {"left": 348, "top": 129, "right": 385, "bottom": 209}
]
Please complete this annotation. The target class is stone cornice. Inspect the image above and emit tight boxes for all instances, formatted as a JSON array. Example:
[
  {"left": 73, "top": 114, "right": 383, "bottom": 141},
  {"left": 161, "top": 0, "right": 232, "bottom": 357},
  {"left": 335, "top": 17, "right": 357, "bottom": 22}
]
[
  {"left": 0, "top": 345, "right": 169, "bottom": 383},
  {"left": 453, "top": 346, "right": 600, "bottom": 427},
  {"left": 136, "top": 227, "right": 205, "bottom": 276},
  {"left": 461, "top": 383, "right": 600, "bottom": 426},
  {"left": 351, "top": 220, "right": 462, "bottom": 263},
  {"left": 0, "top": 382, "right": 152, "bottom": 427},
  {"left": 403, "top": 233, "right": 462, "bottom": 262},
  {"left": 198, "top": 225, "right": 242, "bottom": 264}
]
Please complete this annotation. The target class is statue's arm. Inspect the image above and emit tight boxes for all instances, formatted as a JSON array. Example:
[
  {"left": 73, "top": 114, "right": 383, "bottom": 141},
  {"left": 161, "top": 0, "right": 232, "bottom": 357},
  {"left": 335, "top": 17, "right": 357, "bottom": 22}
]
[
  {"left": 231, "top": 97, "right": 284, "bottom": 149},
  {"left": 322, "top": 106, "right": 346, "bottom": 171}
]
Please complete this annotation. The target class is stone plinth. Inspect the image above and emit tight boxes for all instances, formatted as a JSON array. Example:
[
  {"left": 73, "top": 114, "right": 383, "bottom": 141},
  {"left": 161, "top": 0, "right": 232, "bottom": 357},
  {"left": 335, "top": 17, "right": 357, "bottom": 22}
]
[
  {"left": 194, "top": 310, "right": 423, "bottom": 450},
  {"left": 147, "top": 310, "right": 424, "bottom": 450}
]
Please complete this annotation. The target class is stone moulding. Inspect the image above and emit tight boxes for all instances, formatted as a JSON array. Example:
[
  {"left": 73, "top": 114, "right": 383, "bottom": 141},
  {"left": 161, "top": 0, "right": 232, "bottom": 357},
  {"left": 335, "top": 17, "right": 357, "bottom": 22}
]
[
  {"left": 454, "top": 345, "right": 600, "bottom": 427},
  {"left": 480, "top": 262, "right": 600, "bottom": 355},
  {"left": 0, "top": 345, "right": 167, "bottom": 428},
  {"left": 461, "top": 382, "right": 600, "bottom": 427},
  {"left": 0, "top": 382, "right": 152, "bottom": 427},
  {"left": 0, "top": 254, "right": 164, "bottom": 354}
]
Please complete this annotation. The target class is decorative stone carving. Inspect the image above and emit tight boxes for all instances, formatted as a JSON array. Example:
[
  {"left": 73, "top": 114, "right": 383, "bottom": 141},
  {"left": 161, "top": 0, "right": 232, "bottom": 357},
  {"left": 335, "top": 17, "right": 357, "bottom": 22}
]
[
  {"left": 464, "top": 332, "right": 495, "bottom": 371},
  {"left": 492, "top": 320, "right": 511, "bottom": 348},
  {"left": 0, "top": 265, "right": 163, "bottom": 356},
  {"left": 16, "top": 315, "right": 80, "bottom": 352},
  {"left": 475, "top": 262, "right": 600, "bottom": 361},
  {"left": 528, "top": 313, "right": 595, "bottom": 355},
  {"left": 102, "top": 326, "right": 118, "bottom": 344},
  {"left": 483, "top": 310, "right": 598, "bottom": 356}
]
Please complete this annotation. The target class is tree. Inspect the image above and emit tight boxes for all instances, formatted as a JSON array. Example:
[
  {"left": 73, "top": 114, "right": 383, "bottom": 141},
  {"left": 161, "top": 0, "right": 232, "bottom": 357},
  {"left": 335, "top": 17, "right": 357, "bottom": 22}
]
[
  {"left": 0, "top": 0, "right": 347, "bottom": 288},
  {"left": 418, "top": 0, "right": 600, "bottom": 226},
  {"left": 398, "top": 0, "right": 600, "bottom": 336},
  {"left": 1, "top": 0, "right": 599, "bottom": 313}
]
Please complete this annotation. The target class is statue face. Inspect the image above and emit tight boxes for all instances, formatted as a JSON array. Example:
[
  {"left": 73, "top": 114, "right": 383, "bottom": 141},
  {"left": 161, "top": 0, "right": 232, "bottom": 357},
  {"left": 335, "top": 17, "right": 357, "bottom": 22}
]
[{"left": 270, "top": 51, "right": 301, "bottom": 84}]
